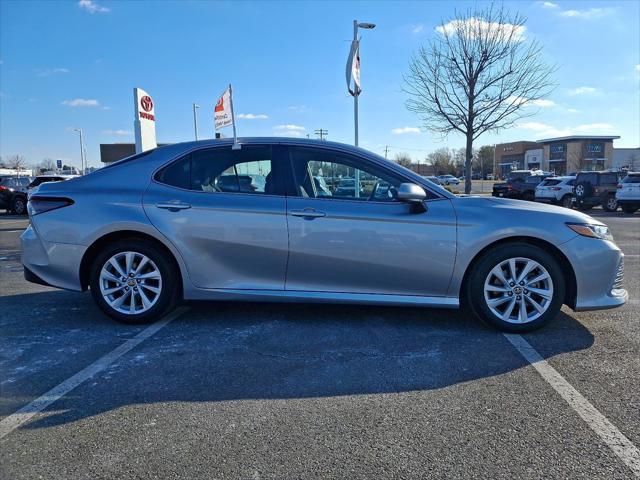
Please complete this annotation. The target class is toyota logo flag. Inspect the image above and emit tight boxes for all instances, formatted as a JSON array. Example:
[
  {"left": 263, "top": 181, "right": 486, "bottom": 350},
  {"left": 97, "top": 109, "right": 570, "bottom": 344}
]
[
  {"left": 346, "top": 39, "right": 361, "bottom": 97},
  {"left": 214, "top": 86, "right": 234, "bottom": 130}
]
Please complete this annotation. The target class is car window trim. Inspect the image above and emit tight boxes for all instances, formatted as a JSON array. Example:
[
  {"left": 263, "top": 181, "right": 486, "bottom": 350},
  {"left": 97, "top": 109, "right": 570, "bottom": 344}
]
[
  {"left": 282, "top": 144, "right": 443, "bottom": 203},
  {"left": 151, "top": 144, "right": 288, "bottom": 198}
]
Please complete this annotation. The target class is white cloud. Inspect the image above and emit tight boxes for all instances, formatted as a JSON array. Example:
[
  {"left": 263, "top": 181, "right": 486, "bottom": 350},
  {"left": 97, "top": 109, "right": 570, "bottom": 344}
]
[
  {"left": 542, "top": 1, "right": 558, "bottom": 8},
  {"left": 569, "top": 86, "right": 598, "bottom": 95},
  {"left": 103, "top": 129, "right": 132, "bottom": 136},
  {"left": 516, "top": 121, "right": 616, "bottom": 138},
  {"left": 558, "top": 8, "right": 612, "bottom": 19},
  {"left": 635, "top": 64, "right": 640, "bottom": 72},
  {"left": 288, "top": 105, "right": 308, "bottom": 112},
  {"left": 237, "top": 113, "right": 268, "bottom": 119},
  {"left": 436, "top": 17, "right": 526, "bottom": 43},
  {"left": 391, "top": 126, "right": 421, "bottom": 134},
  {"left": 573, "top": 123, "right": 615, "bottom": 133},
  {"left": 274, "top": 124, "right": 306, "bottom": 137},
  {"left": 567, "top": 108, "right": 580, "bottom": 113},
  {"left": 36, "top": 67, "right": 70, "bottom": 77},
  {"left": 507, "top": 96, "right": 555, "bottom": 107},
  {"left": 411, "top": 24, "right": 424, "bottom": 34},
  {"left": 61, "top": 98, "right": 101, "bottom": 107},
  {"left": 78, "top": 0, "right": 110, "bottom": 13}
]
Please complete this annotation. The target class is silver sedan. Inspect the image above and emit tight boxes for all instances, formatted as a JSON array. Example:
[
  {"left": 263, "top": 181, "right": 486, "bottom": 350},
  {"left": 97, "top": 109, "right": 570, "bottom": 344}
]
[{"left": 21, "top": 138, "right": 627, "bottom": 332}]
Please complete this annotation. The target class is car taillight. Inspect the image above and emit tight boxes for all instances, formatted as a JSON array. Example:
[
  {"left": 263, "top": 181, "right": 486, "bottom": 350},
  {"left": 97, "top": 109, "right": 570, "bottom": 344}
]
[
  {"left": 507, "top": 184, "right": 513, "bottom": 190},
  {"left": 0, "top": 185, "right": 8, "bottom": 191},
  {"left": 594, "top": 187, "right": 600, "bottom": 194},
  {"left": 27, "top": 196, "right": 74, "bottom": 215}
]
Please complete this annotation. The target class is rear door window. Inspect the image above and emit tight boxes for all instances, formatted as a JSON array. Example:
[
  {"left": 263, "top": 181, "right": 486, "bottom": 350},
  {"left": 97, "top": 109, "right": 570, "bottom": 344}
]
[{"left": 622, "top": 174, "right": 640, "bottom": 184}]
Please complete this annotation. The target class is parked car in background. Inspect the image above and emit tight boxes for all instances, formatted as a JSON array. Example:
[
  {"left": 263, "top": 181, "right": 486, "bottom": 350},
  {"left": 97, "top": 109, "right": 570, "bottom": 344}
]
[
  {"left": 573, "top": 171, "right": 624, "bottom": 212},
  {"left": 616, "top": 172, "right": 640, "bottom": 214},
  {"left": 0, "top": 176, "right": 32, "bottom": 214},
  {"left": 486, "top": 174, "right": 494, "bottom": 180},
  {"left": 535, "top": 176, "right": 576, "bottom": 208},
  {"left": 27, "top": 174, "right": 79, "bottom": 198},
  {"left": 22, "top": 138, "right": 627, "bottom": 332},
  {"left": 422, "top": 175, "right": 442, "bottom": 185},
  {"left": 492, "top": 170, "right": 552, "bottom": 201},
  {"left": 437, "top": 174, "right": 460, "bottom": 185}
]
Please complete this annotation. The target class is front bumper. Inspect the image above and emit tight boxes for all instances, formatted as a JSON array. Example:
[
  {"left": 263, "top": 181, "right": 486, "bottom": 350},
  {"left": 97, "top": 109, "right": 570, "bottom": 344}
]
[
  {"left": 559, "top": 235, "right": 628, "bottom": 311},
  {"left": 21, "top": 224, "right": 86, "bottom": 291}
]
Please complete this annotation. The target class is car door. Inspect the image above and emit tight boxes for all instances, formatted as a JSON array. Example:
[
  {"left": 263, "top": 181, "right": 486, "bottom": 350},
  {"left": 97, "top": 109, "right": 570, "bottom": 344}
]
[
  {"left": 283, "top": 145, "right": 457, "bottom": 297},
  {"left": 143, "top": 144, "right": 289, "bottom": 290}
]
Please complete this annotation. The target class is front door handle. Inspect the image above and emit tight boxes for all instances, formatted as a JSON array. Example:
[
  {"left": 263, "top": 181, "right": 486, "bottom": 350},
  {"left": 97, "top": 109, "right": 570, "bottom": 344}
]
[
  {"left": 156, "top": 202, "right": 191, "bottom": 211},
  {"left": 290, "top": 208, "right": 326, "bottom": 218}
]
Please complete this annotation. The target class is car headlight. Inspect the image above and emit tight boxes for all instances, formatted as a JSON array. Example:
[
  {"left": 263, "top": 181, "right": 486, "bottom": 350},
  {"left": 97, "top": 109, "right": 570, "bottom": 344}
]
[{"left": 566, "top": 223, "right": 613, "bottom": 241}]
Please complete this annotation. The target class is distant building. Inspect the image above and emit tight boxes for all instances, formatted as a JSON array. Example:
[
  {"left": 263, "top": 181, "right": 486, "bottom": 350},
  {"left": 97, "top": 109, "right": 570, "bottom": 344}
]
[
  {"left": 494, "top": 141, "right": 539, "bottom": 177},
  {"left": 612, "top": 147, "right": 640, "bottom": 171},
  {"left": 524, "top": 148, "right": 544, "bottom": 170},
  {"left": 537, "top": 135, "right": 620, "bottom": 175}
]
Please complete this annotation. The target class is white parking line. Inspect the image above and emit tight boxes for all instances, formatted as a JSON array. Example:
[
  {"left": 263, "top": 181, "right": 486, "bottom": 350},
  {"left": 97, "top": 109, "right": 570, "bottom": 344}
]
[
  {"left": 0, "top": 306, "right": 188, "bottom": 440},
  {"left": 504, "top": 333, "right": 640, "bottom": 477}
]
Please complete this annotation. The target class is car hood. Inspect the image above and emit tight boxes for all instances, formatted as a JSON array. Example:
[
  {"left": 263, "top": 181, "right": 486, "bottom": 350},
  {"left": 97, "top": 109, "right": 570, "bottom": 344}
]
[{"left": 455, "top": 195, "right": 599, "bottom": 224}]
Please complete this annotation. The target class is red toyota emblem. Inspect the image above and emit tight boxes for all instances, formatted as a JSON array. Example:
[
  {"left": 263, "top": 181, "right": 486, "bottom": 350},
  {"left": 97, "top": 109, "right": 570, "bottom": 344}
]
[{"left": 140, "top": 95, "right": 153, "bottom": 112}]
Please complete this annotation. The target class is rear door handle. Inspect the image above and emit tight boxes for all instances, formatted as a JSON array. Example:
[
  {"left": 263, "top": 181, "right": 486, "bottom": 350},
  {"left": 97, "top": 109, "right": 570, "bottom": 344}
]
[
  {"left": 290, "top": 208, "right": 326, "bottom": 218},
  {"left": 156, "top": 202, "right": 191, "bottom": 210}
]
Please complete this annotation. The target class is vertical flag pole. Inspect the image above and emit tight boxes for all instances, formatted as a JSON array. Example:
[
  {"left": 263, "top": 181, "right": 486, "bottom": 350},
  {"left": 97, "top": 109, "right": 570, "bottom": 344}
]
[{"left": 229, "top": 83, "right": 240, "bottom": 149}]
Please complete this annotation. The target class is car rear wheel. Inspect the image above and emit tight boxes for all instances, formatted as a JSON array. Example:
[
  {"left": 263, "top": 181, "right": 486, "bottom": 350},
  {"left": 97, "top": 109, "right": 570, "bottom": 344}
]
[
  {"left": 11, "top": 196, "right": 26, "bottom": 215},
  {"left": 603, "top": 196, "right": 618, "bottom": 212},
  {"left": 89, "top": 239, "right": 178, "bottom": 324},
  {"left": 466, "top": 243, "right": 565, "bottom": 332},
  {"left": 561, "top": 195, "right": 573, "bottom": 209}
]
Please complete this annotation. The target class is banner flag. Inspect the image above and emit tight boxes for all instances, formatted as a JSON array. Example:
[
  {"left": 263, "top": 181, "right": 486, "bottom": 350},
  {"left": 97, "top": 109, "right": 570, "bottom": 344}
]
[
  {"left": 214, "top": 86, "right": 234, "bottom": 130},
  {"left": 346, "top": 39, "right": 361, "bottom": 97}
]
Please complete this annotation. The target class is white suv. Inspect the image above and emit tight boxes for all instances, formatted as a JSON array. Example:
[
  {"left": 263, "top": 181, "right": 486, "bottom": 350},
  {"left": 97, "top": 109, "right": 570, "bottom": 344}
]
[
  {"left": 535, "top": 176, "right": 576, "bottom": 209},
  {"left": 616, "top": 172, "right": 640, "bottom": 214},
  {"left": 437, "top": 175, "right": 460, "bottom": 185}
]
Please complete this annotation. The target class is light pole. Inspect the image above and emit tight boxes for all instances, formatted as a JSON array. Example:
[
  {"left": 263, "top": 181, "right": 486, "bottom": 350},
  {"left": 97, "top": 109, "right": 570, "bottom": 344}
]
[
  {"left": 73, "top": 128, "right": 85, "bottom": 174},
  {"left": 352, "top": 20, "right": 375, "bottom": 147},
  {"left": 193, "top": 103, "right": 200, "bottom": 140}
]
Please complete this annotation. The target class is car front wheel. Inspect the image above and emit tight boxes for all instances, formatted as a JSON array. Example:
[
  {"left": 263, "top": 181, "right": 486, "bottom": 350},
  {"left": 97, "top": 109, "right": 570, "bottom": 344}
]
[
  {"left": 466, "top": 243, "right": 565, "bottom": 332},
  {"left": 89, "top": 239, "right": 179, "bottom": 324},
  {"left": 11, "top": 196, "right": 26, "bottom": 215},
  {"left": 603, "top": 196, "right": 618, "bottom": 212}
]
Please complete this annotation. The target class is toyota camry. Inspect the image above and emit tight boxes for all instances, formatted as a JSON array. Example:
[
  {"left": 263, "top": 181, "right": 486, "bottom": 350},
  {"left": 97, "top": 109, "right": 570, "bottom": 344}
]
[{"left": 21, "top": 138, "right": 627, "bottom": 332}]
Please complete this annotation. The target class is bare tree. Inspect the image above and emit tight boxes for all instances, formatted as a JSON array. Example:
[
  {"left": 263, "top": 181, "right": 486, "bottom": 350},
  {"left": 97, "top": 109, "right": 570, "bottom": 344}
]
[
  {"left": 394, "top": 152, "right": 413, "bottom": 168},
  {"left": 404, "top": 4, "right": 555, "bottom": 193},
  {"left": 427, "top": 147, "right": 454, "bottom": 175},
  {"left": 40, "top": 158, "right": 57, "bottom": 172},
  {"left": 6, "top": 154, "right": 28, "bottom": 172}
]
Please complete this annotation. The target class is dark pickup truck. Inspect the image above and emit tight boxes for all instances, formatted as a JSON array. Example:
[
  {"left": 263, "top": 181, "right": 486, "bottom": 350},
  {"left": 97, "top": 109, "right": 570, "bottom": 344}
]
[{"left": 492, "top": 171, "right": 551, "bottom": 201}]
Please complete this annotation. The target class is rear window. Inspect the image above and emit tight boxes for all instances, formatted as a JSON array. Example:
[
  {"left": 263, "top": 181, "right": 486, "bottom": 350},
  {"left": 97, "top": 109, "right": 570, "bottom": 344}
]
[
  {"left": 541, "top": 179, "right": 561, "bottom": 186},
  {"left": 155, "top": 155, "right": 191, "bottom": 189},
  {"left": 577, "top": 172, "right": 597, "bottom": 184},
  {"left": 525, "top": 176, "right": 543, "bottom": 184},
  {"left": 600, "top": 173, "right": 618, "bottom": 185},
  {"left": 621, "top": 174, "right": 640, "bottom": 184},
  {"left": 508, "top": 172, "right": 528, "bottom": 182},
  {"left": 29, "top": 177, "right": 63, "bottom": 187}
]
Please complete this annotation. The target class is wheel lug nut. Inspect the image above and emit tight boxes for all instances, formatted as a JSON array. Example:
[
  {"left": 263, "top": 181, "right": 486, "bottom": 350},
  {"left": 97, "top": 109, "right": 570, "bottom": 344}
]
[
  {"left": 516, "top": 295, "right": 522, "bottom": 301},
  {"left": 519, "top": 281, "right": 525, "bottom": 286},
  {"left": 136, "top": 279, "right": 141, "bottom": 283},
  {"left": 524, "top": 289, "right": 529, "bottom": 294},
  {"left": 509, "top": 282, "right": 515, "bottom": 287},
  {"left": 508, "top": 291, "right": 513, "bottom": 296},
  {"left": 129, "top": 273, "right": 134, "bottom": 277}
]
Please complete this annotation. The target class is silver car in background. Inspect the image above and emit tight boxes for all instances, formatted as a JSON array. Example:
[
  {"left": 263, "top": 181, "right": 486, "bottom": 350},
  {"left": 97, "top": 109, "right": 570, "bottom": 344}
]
[{"left": 21, "top": 138, "right": 627, "bottom": 332}]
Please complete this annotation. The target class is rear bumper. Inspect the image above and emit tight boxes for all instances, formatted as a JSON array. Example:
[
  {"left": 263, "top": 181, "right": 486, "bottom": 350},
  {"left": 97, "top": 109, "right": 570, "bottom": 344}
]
[
  {"left": 534, "top": 196, "right": 557, "bottom": 203},
  {"left": 21, "top": 224, "right": 85, "bottom": 291}
]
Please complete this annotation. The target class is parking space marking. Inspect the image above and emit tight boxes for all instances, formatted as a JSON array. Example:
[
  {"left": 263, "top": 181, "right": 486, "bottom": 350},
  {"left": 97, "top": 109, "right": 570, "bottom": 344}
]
[
  {"left": 0, "top": 306, "right": 188, "bottom": 440},
  {"left": 504, "top": 333, "right": 640, "bottom": 477}
]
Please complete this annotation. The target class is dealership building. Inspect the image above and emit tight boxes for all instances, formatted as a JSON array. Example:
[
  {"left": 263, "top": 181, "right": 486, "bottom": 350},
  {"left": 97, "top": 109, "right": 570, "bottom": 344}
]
[{"left": 494, "top": 135, "right": 625, "bottom": 177}]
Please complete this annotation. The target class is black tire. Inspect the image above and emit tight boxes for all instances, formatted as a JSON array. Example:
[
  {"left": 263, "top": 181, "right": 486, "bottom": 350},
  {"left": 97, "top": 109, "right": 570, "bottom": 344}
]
[
  {"left": 89, "top": 239, "right": 179, "bottom": 324},
  {"left": 465, "top": 243, "right": 565, "bottom": 333},
  {"left": 621, "top": 205, "right": 638, "bottom": 214},
  {"left": 561, "top": 195, "right": 573, "bottom": 209},
  {"left": 602, "top": 196, "right": 618, "bottom": 212},
  {"left": 11, "top": 195, "right": 27, "bottom": 215}
]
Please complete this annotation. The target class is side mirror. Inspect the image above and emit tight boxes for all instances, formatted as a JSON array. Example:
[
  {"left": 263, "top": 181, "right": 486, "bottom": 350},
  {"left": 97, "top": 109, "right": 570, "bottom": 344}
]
[{"left": 397, "top": 183, "right": 426, "bottom": 203}]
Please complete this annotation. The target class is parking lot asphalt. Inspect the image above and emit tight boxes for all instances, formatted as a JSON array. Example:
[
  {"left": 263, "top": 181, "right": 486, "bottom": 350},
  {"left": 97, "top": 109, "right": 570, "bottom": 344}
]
[{"left": 1, "top": 209, "right": 638, "bottom": 479}]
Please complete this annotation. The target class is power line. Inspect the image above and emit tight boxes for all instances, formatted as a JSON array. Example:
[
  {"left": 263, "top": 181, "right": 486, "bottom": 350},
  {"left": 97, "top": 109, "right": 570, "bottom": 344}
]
[{"left": 314, "top": 129, "right": 328, "bottom": 140}]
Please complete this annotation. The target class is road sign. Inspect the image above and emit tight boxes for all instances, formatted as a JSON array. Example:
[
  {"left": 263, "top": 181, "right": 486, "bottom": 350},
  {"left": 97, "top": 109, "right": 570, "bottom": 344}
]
[{"left": 56, "top": 160, "right": 63, "bottom": 169}]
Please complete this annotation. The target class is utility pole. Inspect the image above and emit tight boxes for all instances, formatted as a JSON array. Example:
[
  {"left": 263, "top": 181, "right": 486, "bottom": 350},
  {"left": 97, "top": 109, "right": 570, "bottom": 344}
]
[
  {"left": 314, "top": 129, "right": 328, "bottom": 140},
  {"left": 193, "top": 103, "right": 200, "bottom": 140},
  {"left": 383, "top": 145, "right": 390, "bottom": 159},
  {"left": 73, "top": 128, "right": 85, "bottom": 174}
]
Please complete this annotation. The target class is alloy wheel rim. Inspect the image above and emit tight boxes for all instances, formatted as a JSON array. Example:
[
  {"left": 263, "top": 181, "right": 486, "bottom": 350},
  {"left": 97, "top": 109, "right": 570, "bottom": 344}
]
[
  {"left": 15, "top": 199, "right": 25, "bottom": 213},
  {"left": 607, "top": 198, "right": 617, "bottom": 209},
  {"left": 99, "top": 251, "right": 162, "bottom": 315},
  {"left": 484, "top": 257, "right": 554, "bottom": 324},
  {"left": 576, "top": 185, "right": 584, "bottom": 196}
]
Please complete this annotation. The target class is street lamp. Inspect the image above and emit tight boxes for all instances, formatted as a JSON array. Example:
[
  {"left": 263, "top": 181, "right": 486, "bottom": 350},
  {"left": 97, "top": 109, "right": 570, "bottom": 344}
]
[
  {"left": 352, "top": 20, "right": 376, "bottom": 148},
  {"left": 73, "top": 128, "right": 85, "bottom": 175},
  {"left": 192, "top": 103, "right": 200, "bottom": 140}
]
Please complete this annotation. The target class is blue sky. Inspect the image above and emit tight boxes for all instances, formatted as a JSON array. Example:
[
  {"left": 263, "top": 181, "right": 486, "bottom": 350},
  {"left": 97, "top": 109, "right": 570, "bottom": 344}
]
[{"left": 1, "top": 0, "right": 639, "bottom": 169}]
